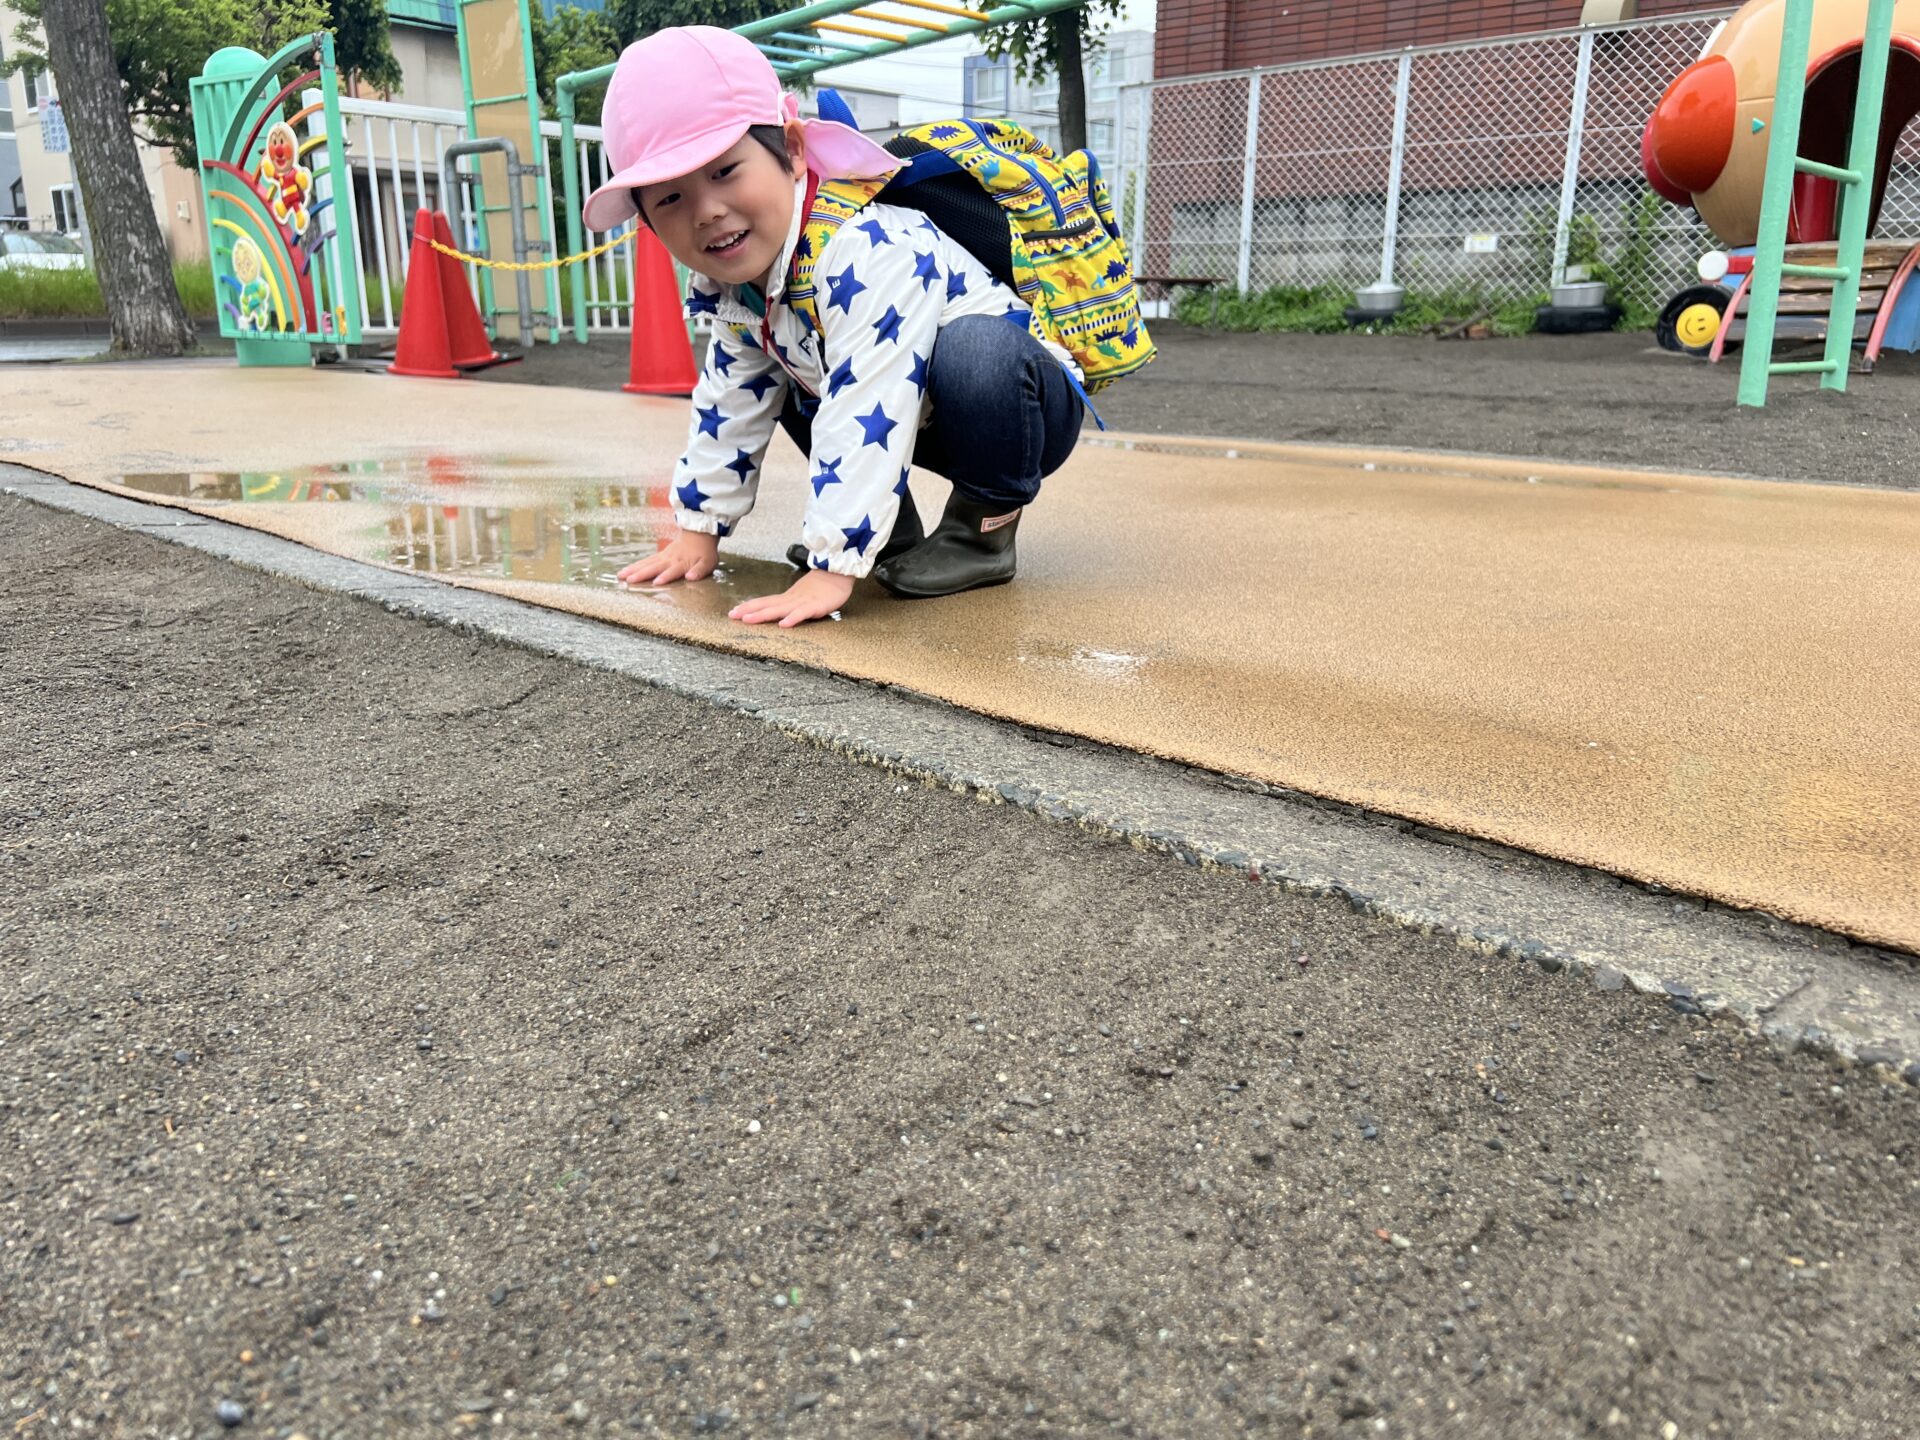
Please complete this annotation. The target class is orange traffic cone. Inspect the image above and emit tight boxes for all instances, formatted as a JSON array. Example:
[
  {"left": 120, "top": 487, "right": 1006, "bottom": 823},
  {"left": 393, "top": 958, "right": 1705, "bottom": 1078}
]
[
  {"left": 432, "top": 210, "right": 504, "bottom": 369},
  {"left": 623, "top": 226, "right": 699, "bottom": 397},
  {"left": 388, "top": 209, "right": 459, "bottom": 379}
]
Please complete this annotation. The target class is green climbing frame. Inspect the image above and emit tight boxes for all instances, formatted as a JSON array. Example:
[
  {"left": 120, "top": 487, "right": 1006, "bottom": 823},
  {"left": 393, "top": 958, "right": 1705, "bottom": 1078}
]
[
  {"left": 1737, "top": 0, "right": 1897, "bottom": 407},
  {"left": 554, "top": 0, "right": 1094, "bottom": 342}
]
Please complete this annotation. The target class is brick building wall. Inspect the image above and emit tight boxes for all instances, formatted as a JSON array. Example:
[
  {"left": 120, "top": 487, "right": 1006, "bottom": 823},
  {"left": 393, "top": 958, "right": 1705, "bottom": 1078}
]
[{"left": 1155, "top": 0, "right": 1719, "bottom": 79}]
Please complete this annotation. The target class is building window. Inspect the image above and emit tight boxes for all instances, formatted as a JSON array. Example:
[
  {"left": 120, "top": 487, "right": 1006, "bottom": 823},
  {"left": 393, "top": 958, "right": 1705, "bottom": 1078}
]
[
  {"left": 0, "top": 36, "right": 12, "bottom": 133},
  {"left": 51, "top": 184, "right": 78, "bottom": 232},
  {"left": 1089, "top": 119, "right": 1113, "bottom": 154},
  {"left": 1090, "top": 56, "right": 1118, "bottom": 104},
  {"left": 974, "top": 63, "right": 1006, "bottom": 109},
  {"left": 25, "top": 65, "right": 47, "bottom": 112}
]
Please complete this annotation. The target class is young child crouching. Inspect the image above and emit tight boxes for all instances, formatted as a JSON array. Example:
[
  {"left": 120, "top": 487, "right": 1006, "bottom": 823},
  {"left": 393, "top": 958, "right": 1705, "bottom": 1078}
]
[{"left": 584, "top": 25, "right": 1087, "bottom": 628}]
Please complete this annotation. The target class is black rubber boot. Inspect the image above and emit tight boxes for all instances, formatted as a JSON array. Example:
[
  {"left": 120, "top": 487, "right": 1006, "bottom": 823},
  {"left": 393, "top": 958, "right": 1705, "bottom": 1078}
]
[
  {"left": 787, "top": 494, "right": 924, "bottom": 570},
  {"left": 871, "top": 491, "right": 1022, "bottom": 599}
]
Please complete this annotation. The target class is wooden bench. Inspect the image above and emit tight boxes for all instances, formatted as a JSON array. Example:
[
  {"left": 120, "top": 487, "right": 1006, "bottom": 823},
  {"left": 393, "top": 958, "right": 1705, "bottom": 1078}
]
[{"left": 1134, "top": 274, "right": 1227, "bottom": 329}]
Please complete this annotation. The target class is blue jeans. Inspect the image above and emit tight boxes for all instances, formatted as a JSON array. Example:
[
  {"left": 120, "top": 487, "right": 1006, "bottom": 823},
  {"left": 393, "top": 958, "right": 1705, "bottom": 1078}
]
[{"left": 779, "top": 314, "right": 1084, "bottom": 510}]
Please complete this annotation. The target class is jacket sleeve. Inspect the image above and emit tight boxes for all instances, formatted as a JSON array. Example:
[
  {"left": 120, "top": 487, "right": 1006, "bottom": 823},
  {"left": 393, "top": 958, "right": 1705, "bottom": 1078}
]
[
  {"left": 799, "top": 215, "right": 945, "bottom": 577},
  {"left": 670, "top": 294, "right": 789, "bottom": 539}
]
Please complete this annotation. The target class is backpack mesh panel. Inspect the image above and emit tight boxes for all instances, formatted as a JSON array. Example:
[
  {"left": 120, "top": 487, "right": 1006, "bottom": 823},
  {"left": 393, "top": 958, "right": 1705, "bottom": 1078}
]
[{"left": 879, "top": 136, "right": 1019, "bottom": 294}]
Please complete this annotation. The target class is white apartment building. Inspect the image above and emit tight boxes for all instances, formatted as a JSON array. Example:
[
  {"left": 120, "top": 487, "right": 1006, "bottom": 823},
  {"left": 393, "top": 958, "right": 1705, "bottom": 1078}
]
[{"left": 961, "top": 28, "right": 1155, "bottom": 161}]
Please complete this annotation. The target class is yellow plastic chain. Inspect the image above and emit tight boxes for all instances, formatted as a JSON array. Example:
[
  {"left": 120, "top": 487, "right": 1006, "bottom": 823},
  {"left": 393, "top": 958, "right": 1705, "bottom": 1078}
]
[{"left": 424, "top": 231, "right": 633, "bottom": 272}]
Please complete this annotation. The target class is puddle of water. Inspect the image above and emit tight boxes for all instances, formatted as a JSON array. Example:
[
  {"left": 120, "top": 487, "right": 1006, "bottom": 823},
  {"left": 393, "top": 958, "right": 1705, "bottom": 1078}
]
[{"left": 116, "top": 461, "right": 806, "bottom": 612}]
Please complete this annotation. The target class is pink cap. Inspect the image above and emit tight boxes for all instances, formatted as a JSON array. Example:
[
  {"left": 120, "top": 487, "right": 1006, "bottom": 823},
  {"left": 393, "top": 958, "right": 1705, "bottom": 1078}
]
[{"left": 583, "top": 27, "right": 901, "bottom": 232}]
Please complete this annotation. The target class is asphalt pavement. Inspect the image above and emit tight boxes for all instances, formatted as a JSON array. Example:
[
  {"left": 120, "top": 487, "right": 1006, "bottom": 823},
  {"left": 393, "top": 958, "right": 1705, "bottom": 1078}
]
[{"left": 5, "top": 496, "right": 1917, "bottom": 1439}]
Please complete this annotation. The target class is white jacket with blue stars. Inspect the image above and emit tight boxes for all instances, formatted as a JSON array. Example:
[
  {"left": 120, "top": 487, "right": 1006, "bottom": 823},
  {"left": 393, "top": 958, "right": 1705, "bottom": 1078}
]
[{"left": 668, "top": 177, "right": 1078, "bottom": 578}]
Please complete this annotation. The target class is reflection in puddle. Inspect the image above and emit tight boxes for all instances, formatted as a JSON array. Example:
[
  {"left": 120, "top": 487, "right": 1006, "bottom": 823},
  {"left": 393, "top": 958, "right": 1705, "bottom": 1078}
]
[
  {"left": 1017, "top": 643, "right": 1151, "bottom": 684},
  {"left": 116, "top": 460, "right": 806, "bottom": 609}
]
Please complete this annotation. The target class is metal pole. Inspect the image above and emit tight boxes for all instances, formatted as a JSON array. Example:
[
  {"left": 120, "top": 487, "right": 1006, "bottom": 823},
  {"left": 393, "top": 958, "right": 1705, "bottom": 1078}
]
[
  {"left": 1820, "top": 0, "right": 1896, "bottom": 390},
  {"left": 1379, "top": 51, "right": 1411, "bottom": 286},
  {"left": 1353, "top": 51, "right": 1411, "bottom": 314},
  {"left": 1236, "top": 75, "right": 1261, "bottom": 294},
  {"left": 1738, "top": 0, "right": 1815, "bottom": 407},
  {"left": 556, "top": 79, "right": 589, "bottom": 344},
  {"left": 302, "top": 86, "right": 342, "bottom": 356},
  {"left": 443, "top": 135, "right": 534, "bottom": 342},
  {"left": 1131, "top": 87, "right": 1152, "bottom": 269},
  {"left": 1551, "top": 29, "right": 1596, "bottom": 289}
]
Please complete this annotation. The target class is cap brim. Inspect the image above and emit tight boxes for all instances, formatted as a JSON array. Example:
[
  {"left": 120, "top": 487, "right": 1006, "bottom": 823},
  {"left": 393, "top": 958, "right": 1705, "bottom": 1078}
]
[{"left": 582, "top": 122, "right": 756, "bottom": 231}]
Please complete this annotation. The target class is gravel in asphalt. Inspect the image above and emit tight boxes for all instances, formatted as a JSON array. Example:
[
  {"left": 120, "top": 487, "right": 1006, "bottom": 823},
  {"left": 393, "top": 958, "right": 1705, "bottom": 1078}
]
[{"left": 4, "top": 498, "right": 1918, "bottom": 1438}]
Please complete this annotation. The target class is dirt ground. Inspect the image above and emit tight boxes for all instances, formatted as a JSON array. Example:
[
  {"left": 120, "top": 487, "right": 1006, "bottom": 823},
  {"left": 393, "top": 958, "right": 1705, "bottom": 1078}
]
[
  {"left": 5, "top": 497, "right": 1917, "bottom": 1439},
  {"left": 470, "top": 324, "right": 1920, "bottom": 491}
]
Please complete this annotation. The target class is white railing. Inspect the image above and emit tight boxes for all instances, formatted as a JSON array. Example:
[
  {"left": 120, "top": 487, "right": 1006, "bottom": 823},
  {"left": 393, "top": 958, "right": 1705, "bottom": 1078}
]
[
  {"left": 337, "top": 98, "right": 469, "bottom": 334},
  {"left": 566, "top": 125, "right": 638, "bottom": 334},
  {"left": 336, "top": 96, "right": 634, "bottom": 337}
]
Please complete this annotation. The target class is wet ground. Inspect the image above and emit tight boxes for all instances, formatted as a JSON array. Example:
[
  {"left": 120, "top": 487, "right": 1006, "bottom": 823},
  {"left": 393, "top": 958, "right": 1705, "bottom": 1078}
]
[
  {"left": 8, "top": 348, "right": 1920, "bottom": 951},
  {"left": 0, "top": 337, "right": 108, "bottom": 362},
  {"left": 6, "top": 496, "right": 1920, "bottom": 1439},
  {"left": 477, "top": 325, "right": 1920, "bottom": 492},
  {"left": 88, "top": 425, "right": 1920, "bottom": 956}
]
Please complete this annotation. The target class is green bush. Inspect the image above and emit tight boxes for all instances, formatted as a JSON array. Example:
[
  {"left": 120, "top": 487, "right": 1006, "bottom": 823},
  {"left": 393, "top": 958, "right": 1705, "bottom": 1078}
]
[
  {"left": 173, "top": 261, "right": 218, "bottom": 318},
  {"left": 0, "top": 264, "right": 104, "bottom": 319},
  {"left": 0, "top": 261, "right": 222, "bottom": 320},
  {"left": 1172, "top": 282, "right": 1544, "bottom": 338}
]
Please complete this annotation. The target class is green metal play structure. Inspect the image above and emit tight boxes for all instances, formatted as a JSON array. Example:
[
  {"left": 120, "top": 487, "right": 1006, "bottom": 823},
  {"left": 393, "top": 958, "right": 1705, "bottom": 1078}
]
[
  {"left": 455, "top": 0, "right": 563, "bottom": 343},
  {"left": 553, "top": 0, "right": 1094, "bottom": 342},
  {"left": 191, "top": 34, "right": 363, "bottom": 366},
  {"left": 1737, "top": 0, "right": 1896, "bottom": 407}
]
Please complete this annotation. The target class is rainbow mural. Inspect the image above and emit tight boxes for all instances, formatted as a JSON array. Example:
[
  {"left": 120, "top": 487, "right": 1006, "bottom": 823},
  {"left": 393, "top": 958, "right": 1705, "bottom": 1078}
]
[{"left": 191, "top": 33, "right": 362, "bottom": 353}]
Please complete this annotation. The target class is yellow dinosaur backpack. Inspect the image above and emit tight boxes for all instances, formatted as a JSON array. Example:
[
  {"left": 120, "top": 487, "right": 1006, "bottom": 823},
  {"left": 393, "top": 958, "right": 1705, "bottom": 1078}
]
[{"left": 785, "top": 109, "right": 1156, "bottom": 397}]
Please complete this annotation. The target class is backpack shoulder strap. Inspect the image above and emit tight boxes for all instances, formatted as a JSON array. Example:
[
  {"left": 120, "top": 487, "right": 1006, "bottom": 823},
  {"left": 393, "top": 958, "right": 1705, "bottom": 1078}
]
[{"left": 784, "top": 172, "right": 891, "bottom": 338}]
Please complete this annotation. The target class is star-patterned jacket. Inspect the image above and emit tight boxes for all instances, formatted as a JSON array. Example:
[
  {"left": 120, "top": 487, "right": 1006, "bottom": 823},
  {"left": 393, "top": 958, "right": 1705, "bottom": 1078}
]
[{"left": 668, "top": 175, "right": 1080, "bottom": 578}]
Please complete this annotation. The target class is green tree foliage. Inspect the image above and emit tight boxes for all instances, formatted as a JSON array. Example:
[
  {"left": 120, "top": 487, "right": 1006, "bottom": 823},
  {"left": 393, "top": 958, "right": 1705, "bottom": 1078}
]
[
  {"left": 328, "top": 0, "right": 402, "bottom": 95},
  {"left": 531, "top": 0, "right": 797, "bottom": 125},
  {"left": 980, "top": 0, "right": 1118, "bottom": 153},
  {"left": 530, "top": 1, "right": 620, "bottom": 123},
  {"left": 603, "top": 0, "right": 791, "bottom": 49},
  {"left": 1, "top": 0, "right": 397, "bottom": 168}
]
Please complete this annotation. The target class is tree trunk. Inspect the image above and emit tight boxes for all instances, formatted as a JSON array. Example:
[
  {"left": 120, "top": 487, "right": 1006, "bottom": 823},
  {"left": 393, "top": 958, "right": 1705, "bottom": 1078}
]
[
  {"left": 39, "top": 0, "right": 197, "bottom": 357},
  {"left": 1050, "top": 10, "right": 1087, "bottom": 154}
]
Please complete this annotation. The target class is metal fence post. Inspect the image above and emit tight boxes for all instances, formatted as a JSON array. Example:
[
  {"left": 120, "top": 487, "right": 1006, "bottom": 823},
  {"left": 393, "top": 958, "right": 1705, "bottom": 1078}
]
[
  {"left": 1131, "top": 87, "right": 1152, "bottom": 268},
  {"left": 1381, "top": 52, "right": 1412, "bottom": 285},
  {"left": 1237, "top": 74, "right": 1262, "bottom": 293},
  {"left": 1551, "top": 29, "right": 1597, "bottom": 289},
  {"left": 1354, "top": 50, "right": 1413, "bottom": 312}
]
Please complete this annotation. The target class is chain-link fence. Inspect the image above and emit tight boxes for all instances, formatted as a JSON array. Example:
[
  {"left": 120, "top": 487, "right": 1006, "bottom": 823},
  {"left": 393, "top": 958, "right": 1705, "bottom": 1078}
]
[{"left": 1114, "top": 12, "right": 1751, "bottom": 322}]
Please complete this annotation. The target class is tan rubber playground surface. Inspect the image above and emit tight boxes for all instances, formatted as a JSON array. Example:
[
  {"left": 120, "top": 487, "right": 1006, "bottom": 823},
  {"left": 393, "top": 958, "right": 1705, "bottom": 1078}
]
[{"left": 7, "top": 360, "right": 1919, "bottom": 950}]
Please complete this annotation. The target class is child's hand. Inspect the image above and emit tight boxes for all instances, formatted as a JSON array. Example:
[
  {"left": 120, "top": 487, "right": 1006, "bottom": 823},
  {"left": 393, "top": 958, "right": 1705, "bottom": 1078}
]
[
  {"left": 618, "top": 528, "right": 721, "bottom": 586},
  {"left": 729, "top": 570, "right": 854, "bottom": 628}
]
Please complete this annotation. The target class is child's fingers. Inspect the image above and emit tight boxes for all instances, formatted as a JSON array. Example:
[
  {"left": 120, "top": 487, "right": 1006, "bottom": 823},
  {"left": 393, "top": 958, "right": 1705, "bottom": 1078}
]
[
  {"left": 778, "top": 599, "right": 828, "bottom": 628},
  {"left": 619, "top": 555, "right": 670, "bottom": 583},
  {"left": 729, "top": 592, "right": 790, "bottom": 625}
]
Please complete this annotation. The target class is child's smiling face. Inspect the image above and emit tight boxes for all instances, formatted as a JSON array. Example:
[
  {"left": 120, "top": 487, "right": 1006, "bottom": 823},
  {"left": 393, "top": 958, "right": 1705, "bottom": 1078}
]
[{"left": 638, "top": 125, "right": 805, "bottom": 288}]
